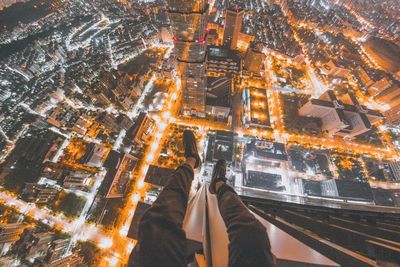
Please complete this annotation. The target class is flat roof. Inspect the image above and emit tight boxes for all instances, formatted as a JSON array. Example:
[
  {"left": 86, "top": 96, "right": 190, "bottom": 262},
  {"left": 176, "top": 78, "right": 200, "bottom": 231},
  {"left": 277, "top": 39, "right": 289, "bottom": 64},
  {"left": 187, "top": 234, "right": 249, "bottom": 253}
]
[
  {"left": 213, "top": 138, "right": 234, "bottom": 162},
  {"left": 364, "top": 37, "right": 400, "bottom": 73},
  {"left": 129, "top": 112, "right": 148, "bottom": 139},
  {"left": 100, "top": 151, "right": 137, "bottom": 198},
  {"left": 144, "top": 165, "right": 175, "bottom": 187},
  {"left": 310, "top": 99, "right": 334, "bottom": 108},
  {"left": 245, "top": 170, "right": 284, "bottom": 192},
  {"left": 207, "top": 46, "right": 240, "bottom": 61},
  {"left": 242, "top": 87, "right": 271, "bottom": 127},
  {"left": 206, "top": 76, "right": 231, "bottom": 108},
  {"left": 206, "top": 131, "right": 234, "bottom": 162},
  {"left": 246, "top": 139, "right": 288, "bottom": 161},
  {"left": 335, "top": 180, "right": 374, "bottom": 202},
  {"left": 308, "top": 89, "right": 384, "bottom": 132}
]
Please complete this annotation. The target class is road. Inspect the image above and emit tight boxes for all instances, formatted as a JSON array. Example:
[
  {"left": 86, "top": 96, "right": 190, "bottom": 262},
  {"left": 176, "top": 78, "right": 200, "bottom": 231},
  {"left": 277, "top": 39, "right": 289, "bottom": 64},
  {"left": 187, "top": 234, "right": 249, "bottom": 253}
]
[
  {"left": 98, "top": 51, "right": 183, "bottom": 266},
  {"left": 0, "top": 190, "right": 107, "bottom": 243}
]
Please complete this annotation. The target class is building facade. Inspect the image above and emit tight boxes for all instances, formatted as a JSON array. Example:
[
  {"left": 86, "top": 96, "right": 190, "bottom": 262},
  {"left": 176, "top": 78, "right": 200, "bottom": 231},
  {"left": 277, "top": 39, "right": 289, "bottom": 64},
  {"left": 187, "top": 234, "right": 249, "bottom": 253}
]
[
  {"left": 223, "top": 7, "right": 244, "bottom": 50},
  {"left": 21, "top": 183, "right": 59, "bottom": 204},
  {"left": 206, "top": 76, "right": 232, "bottom": 120},
  {"left": 0, "top": 223, "right": 27, "bottom": 255},
  {"left": 207, "top": 46, "right": 241, "bottom": 77},
  {"left": 389, "top": 161, "right": 400, "bottom": 181},
  {"left": 129, "top": 112, "right": 155, "bottom": 146},
  {"left": 62, "top": 171, "right": 92, "bottom": 191},
  {"left": 384, "top": 104, "right": 400, "bottom": 125},
  {"left": 167, "top": 0, "right": 208, "bottom": 117}
]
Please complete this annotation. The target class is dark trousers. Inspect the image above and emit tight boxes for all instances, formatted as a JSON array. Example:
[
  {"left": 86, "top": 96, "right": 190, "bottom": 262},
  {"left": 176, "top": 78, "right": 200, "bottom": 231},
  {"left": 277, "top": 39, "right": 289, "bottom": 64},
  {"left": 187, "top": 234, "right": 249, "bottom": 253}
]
[
  {"left": 130, "top": 164, "right": 274, "bottom": 267},
  {"left": 217, "top": 184, "right": 274, "bottom": 267}
]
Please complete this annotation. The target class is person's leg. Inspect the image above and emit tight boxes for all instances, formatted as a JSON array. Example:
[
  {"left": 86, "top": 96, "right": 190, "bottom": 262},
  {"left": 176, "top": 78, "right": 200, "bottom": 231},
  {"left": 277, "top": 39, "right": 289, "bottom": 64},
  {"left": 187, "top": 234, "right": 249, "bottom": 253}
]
[
  {"left": 132, "top": 130, "right": 201, "bottom": 267},
  {"left": 217, "top": 184, "right": 274, "bottom": 267},
  {"left": 210, "top": 160, "right": 275, "bottom": 267},
  {"left": 136, "top": 162, "right": 193, "bottom": 267}
]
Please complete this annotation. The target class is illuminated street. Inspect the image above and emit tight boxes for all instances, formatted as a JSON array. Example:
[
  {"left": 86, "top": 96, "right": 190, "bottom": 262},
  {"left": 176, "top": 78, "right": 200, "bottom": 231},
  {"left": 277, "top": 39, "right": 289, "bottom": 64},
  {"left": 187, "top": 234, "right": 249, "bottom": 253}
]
[{"left": 0, "top": 0, "right": 399, "bottom": 266}]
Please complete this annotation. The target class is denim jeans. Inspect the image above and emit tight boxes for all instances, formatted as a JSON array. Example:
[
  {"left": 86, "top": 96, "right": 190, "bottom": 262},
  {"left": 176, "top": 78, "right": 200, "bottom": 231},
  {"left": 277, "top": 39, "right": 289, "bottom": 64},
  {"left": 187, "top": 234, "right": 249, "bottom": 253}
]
[{"left": 129, "top": 164, "right": 274, "bottom": 267}]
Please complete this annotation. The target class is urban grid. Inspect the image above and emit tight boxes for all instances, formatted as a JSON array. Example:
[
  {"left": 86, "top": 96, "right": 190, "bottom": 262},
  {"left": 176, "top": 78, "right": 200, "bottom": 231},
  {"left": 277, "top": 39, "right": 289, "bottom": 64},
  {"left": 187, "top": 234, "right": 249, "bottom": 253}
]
[{"left": 0, "top": 0, "right": 399, "bottom": 266}]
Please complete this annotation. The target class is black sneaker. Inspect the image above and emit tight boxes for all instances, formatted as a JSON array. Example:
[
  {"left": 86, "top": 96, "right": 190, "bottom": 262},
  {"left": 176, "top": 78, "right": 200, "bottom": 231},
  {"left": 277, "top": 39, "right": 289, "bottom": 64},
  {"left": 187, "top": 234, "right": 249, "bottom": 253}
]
[
  {"left": 209, "top": 159, "right": 227, "bottom": 194},
  {"left": 183, "top": 130, "right": 201, "bottom": 169}
]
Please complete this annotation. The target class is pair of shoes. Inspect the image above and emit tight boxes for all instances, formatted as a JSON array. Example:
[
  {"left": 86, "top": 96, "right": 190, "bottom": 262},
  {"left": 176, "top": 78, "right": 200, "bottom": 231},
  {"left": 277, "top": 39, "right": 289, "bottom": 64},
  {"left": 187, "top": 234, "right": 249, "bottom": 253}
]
[
  {"left": 182, "top": 130, "right": 227, "bottom": 193},
  {"left": 183, "top": 130, "right": 201, "bottom": 169}
]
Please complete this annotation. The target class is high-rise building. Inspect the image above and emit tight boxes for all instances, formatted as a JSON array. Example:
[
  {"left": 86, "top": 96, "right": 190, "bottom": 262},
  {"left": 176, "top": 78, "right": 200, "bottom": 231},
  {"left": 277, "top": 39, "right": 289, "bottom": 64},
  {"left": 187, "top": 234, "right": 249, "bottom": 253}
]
[
  {"left": 21, "top": 183, "right": 59, "bottom": 204},
  {"left": 167, "top": 0, "right": 208, "bottom": 117},
  {"left": 129, "top": 112, "right": 155, "bottom": 146},
  {"left": 79, "top": 143, "right": 109, "bottom": 168},
  {"left": 367, "top": 77, "right": 392, "bottom": 96},
  {"left": 299, "top": 90, "right": 384, "bottom": 138},
  {"left": 389, "top": 161, "right": 400, "bottom": 181},
  {"left": 100, "top": 151, "right": 138, "bottom": 199},
  {"left": 244, "top": 43, "right": 266, "bottom": 74},
  {"left": 16, "top": 231, "right": 53, "bottom": 262},
  {"left": 160, "top": 24, "right": 173, "bottom": 43},
  {"left": 0, "top": 223, "right": 26, "bottom": 250},
  {"left": 207, "top": 46, "right": 241, "bottom": 77},
  {"left": 319, "top": 60, "right": 351, "bottom": 78},
  {"left": 373, "top": 84, "right": 400, "bottom": 108},
  {"left": 46, "top": 253, "right": 83, "bottom": 267},
  {"left": 223, "top": 7, "right": 244, "bottom": 50},
  {"left": 47, "top": 238, "right": 70, "bottom": 263},
  {"left": 384, "top": 104, "right": 400, "bottom": 125},
  {"left": 62, "top": 171, "right": 92, "bottom": 191}
]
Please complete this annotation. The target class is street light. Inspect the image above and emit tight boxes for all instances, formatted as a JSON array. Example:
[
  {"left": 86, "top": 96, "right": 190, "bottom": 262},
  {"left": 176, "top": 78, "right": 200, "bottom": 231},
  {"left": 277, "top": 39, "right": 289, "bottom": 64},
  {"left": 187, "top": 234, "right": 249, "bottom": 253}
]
[
  {"left": 137, "top": 179, "right": 145, "bottom": 190},
  {"left": 131, "top": 193, "right": 140, "bottom": 204},
  {"left": 98, "top": 237, "right": 113, "bottom": 249}
]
